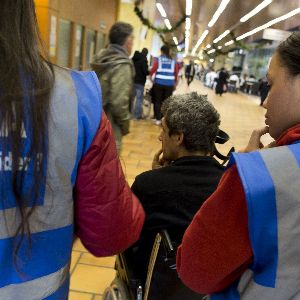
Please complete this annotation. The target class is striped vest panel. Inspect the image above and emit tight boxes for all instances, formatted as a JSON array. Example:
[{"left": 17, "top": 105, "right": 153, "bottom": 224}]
[
  {"left": 211, "top": 143, "right": 300, "bottom": 300},
  {"left": 0, "top": 68, "right": 102, "bottom": 299},
  {"left": 154, "top": 56, "right": 176, "bottom": 86}
]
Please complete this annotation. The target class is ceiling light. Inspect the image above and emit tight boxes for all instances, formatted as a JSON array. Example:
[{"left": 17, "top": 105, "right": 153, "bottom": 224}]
[
  {"left": 156, "top": 3, "right": 167, "bottom": 18},
  {"left": 213, "top": 29, "right": 230, "bottom": 43},
  {"left": 207, "top": 49, "right": 216, "bottom": 54},
  {"left": 186, "top": 0, "right": 193, "bottom": 16},
  {"left": 240, "top": 0, "right": 273, "bottom": 23},
  {"left": 208, "top": 0, "right": 231, "bottom": 28},
  {"left": 236, "top": 7, "right": 300, "bottom": 41},
  {"left": 173, "top": 37, "right": 179, "bottom": 45},
  {"left": 185, "top": 37, "right": 190, "bottom": 54},
  {"left": 210, "top": 58, "right": 215, "bottom": 62},
  {"left": 206, "top": 44, "right": 211, "bottom": 48},
  {"left": 186, "top": 17, "right": 191, "bottom": 30},
  {"left": 192, "top": 29, "right": 209, "bottom": 54},
  {"left": 164, "top": 19, "right": 172, "bottom": 30},
  {"left": 218, "top": 46, "right": 222, "bottom": 49},
  {"left": 224, "top": 40, "right": 234, "bottom": 46}
]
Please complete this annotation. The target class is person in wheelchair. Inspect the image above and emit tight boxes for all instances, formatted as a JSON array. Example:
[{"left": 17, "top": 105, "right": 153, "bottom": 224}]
[{"left": 125, "top": 92, "right": 225, "bottom": 290}]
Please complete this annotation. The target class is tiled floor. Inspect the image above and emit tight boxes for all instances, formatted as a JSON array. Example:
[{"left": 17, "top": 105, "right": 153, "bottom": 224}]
[{"left": 69, "top": 79, "right": 272, "bottom": 298}]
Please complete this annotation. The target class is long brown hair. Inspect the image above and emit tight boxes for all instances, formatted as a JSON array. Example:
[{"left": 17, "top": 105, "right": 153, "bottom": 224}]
[{"left": 0, "top": 0, "right": 54, "bottom": 265}]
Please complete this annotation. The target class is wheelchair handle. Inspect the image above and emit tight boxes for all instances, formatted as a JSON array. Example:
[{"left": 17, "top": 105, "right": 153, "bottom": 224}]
[
  {"left": 215, "top": 129, "right": 229, "bottom": 144},
  {"left": 213, "top": 146, "right": 235, "bottom": 165},
  {"left": 160, "top": 230, "right": 174, "bottom": 252}
]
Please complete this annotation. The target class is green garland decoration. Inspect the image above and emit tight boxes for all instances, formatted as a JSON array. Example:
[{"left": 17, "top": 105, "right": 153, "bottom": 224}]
[
  {"left": 133, "top": 4, "right": 186, "bottom": 49},
  {"left": 205, "top": 31, "right": 271, "bottom": 58},
  {"left": 134, "top": 5, "right": 186, "bottom": 34}
]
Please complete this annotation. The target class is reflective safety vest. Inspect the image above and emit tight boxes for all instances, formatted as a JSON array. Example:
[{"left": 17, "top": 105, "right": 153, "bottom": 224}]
[
  {"left": 211, "top": 143, "right": 300, "bottom": 300},
  {"left": 0, "top": 68, "right": 102, "bottom": 299},
  {"left": 154, "top": 55, "right": 176, "bottom": 86}
]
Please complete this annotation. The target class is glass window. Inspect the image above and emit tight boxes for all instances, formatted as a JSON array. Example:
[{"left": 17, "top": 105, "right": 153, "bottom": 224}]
[
  {"left": 96, "top": 32, "right": 106, "bottom": 54},
  {"left": 247, "top": 48, "right": 274, "bottom": 79},
  {"left": 86, "top": 29, "right": 96, "bottom": 69},
  {"left": 74, "top": 24, "right": 83, "bottom": 70},
  {"left": 57, "top": 19, "right": 71, "bottom": 67}
]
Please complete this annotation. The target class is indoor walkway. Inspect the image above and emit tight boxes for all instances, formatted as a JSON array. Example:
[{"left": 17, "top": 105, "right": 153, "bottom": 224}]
[{"left": 68, "top": 79, "right": 272, "bottom": 299}]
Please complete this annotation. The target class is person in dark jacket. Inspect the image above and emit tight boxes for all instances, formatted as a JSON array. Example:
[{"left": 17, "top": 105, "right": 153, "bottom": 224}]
[
  {"left": 215, "top": 67, "right": 229, "bottom": 96},
  {"left": 132, "top": 48, "right": 149, "bottom": 119},
  {"left": 259, "top": 76, "right": 270, "bottom": 106},
  {"left": 185, "top": 60, "right": 196, "bottom": 86},
  {"left": 125, "top": 92, "right": 224, "bottom": 290}
]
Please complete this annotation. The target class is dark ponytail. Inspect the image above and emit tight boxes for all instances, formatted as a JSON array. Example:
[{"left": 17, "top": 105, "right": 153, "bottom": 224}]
[
  {"left": 161, "top": 45, "right": 171, "bottom": 59},
  {"left": 0, "top": 0, "right": 54, "bottom": 267},
  {"left": 277, "top": 31, "right": 300, "bottom": 76}
]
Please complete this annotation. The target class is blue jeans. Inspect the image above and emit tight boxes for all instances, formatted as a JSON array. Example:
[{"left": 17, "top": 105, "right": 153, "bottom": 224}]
[{"left": 134, "top": 84, "right": 144, "bottom": 119}]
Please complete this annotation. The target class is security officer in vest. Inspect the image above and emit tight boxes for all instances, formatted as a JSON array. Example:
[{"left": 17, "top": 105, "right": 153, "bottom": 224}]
[
  {"left": 177, "top": 31, "right": 300, "bottom": 299},
  {"left": 150, "top": 45, "right": 179, "bottom": 125},
  {"left": 0, "top": 1, "right": 145, "bottom": 299}
]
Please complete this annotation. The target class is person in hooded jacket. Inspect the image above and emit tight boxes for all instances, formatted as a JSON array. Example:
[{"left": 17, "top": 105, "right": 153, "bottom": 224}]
[
  {"left": 132, "top": 48, "right": 149, "bottom": 119},
  {"left": 91, "top": 22, "right": 135, "bottom": 153}
]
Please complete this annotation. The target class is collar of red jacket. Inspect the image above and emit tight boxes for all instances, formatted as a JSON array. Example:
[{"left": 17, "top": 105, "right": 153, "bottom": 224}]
[{"left": 276, "top": 124, "right": 300, "bottom": 146}]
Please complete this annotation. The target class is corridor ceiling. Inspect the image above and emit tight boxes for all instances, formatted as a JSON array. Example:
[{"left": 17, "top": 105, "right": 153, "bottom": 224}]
[{"left": 148, "top": 0, "right": 300, "bottom": 51}]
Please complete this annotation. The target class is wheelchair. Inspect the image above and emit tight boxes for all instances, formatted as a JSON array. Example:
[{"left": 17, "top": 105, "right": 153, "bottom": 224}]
[
  {"left": 227, "top": 80, "right": 238, "bottom": 93},
  {"left": 142, "top": 87, "right": 152, "bottom": 119},
  {"left": 102, "top": 130, "right": 234, "bottom": 300},
  {"left": 102, "top": 230, "right": 205, "bottom": 300},
  {"left": 213, "top": 129, "right": 234, "bottom": 165}
]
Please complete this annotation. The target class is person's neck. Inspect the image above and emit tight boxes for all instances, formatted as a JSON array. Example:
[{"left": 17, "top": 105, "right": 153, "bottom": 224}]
[
  {"left": 175, "top": 148, "right": 208, "bottom": 160},
  {"left": 109, "top": 44, "right": 129, "bottom": 56}
]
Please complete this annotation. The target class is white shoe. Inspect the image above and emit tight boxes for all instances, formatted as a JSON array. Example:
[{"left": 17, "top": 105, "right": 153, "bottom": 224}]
[{"left": 155, "top": 120, "right": 161, "bottom": 126}]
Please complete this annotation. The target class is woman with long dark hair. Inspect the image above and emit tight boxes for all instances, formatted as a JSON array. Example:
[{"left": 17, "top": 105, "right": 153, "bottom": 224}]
[
  {"left": 0, "top": 1, "right": 144, "bottom": 298},
  {"left": 177, "top": 31, "right": 300, "bottom": 299}
]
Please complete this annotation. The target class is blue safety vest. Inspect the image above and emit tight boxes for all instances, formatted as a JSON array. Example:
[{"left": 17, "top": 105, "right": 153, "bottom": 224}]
[
  {"left": 154, "top": 55, "right": 176, "bottom": 86},
  {"left": 0, "top": 68, "right": 102, "bottom": 299},
  {"left": 211, "top": 143, "right": 300, "bottom": 300}
]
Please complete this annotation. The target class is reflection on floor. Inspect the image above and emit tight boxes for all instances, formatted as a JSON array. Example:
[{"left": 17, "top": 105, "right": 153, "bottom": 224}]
[{"left": 69, "top": 79, "right": 272, "bottom": 299}]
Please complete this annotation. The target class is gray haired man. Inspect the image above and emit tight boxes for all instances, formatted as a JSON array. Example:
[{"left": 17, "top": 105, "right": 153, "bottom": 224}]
[
  {"left": 91, "top": 22, "right": 135, "bottom": 153},
  {"left": 125, "top": 92, "right": 224, "bottom": 297}
]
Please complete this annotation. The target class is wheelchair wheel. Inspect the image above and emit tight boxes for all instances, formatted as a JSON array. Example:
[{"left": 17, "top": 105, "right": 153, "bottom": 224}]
[
  {"left": 142, "top": 97, "right": 152, "bottom": 119},
  {"left": 102, "top": 277, "right": 132, "bottom": 300}
]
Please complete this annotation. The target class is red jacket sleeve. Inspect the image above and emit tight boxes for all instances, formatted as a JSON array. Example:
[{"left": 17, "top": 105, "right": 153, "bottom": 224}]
[
  {"left": 174, "top": 62, "right": 179, "bottom": 82},
  {"left": 74, "top": 112, "right": 145, "bottom": 256},
  {"left": 176, "top": 165, "right": 253, "bottom": 294},
  {"left": 149, "top": 58, "right": 158, "bottom": 77}
]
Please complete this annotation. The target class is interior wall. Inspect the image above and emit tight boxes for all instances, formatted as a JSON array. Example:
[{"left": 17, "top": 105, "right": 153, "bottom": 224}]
[
  {"left": 118, "top": 1, "right": 156, "bottom": 55},
  {"left": 50, "top": 0, "right": 117, "bottom": 34},
  {"left": 35, "top": 0, "right": 118, "bottom": 68},
  {"left": 35, "top": 0, "right": 50, "bottom": 50}
]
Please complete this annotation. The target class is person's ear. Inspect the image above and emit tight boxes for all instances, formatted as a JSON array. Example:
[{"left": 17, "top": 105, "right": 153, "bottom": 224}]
[{"left": 172, "top": 132, "right": 184, "bottom": 146}]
